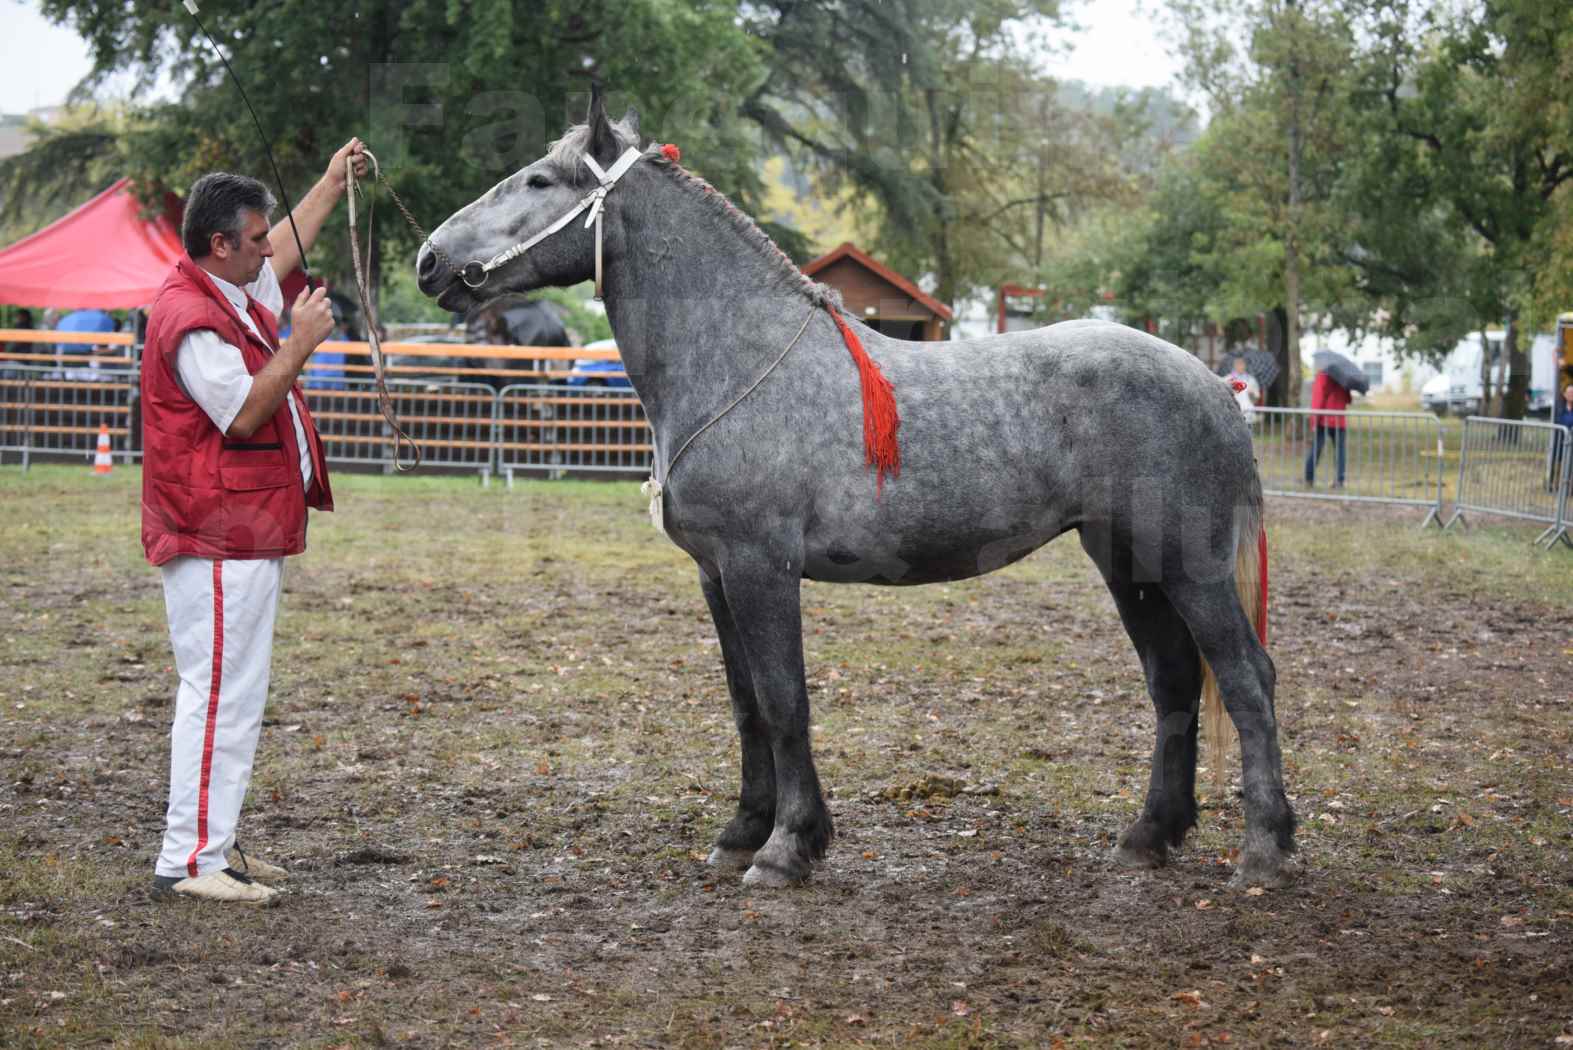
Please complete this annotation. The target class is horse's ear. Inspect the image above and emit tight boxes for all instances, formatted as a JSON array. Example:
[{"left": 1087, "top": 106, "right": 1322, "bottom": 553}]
[
  {"left": 587, "top": 81, "right": 619, "bottom": 163},
  {"left": 621, "top": 106, "right": 641, "bottom": 142}
]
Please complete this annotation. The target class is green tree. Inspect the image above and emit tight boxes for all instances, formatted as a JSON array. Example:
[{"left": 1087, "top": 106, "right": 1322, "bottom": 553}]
[
  {"left": 1347, "top": 0, "right": 1573, "bottom": 416},
  {"left": 0, "top": 104, "right": 128, "bottom": 245},
  {"left": 14, "top": 1, "right": 764, "bottom": 318},
  {"left": 1162, "top": 0, "right": 1360, "bottom": 404},
  {"left": 741, "top": 0, "right": 1133, "bottom": 310}
]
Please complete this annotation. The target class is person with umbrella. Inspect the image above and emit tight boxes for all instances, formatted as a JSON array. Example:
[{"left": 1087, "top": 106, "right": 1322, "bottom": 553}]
[
  {"left": 1228, "top": 355, "right": 1262, "bottom": 423},
  {"left": 1215, "top": 330, "right": 1279, "bottom": 423},
  {"left": 1304, "top": 349, "right": 1367, "bottom": 489}
]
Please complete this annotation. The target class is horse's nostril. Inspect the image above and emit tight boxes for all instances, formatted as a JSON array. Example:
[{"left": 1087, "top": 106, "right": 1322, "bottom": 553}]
[{"left": 418, "top": 250, "right": 438, "bottom": 279}]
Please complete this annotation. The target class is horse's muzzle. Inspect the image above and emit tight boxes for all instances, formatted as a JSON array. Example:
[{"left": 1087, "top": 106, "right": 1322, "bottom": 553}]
[{"left": 415, "top": 242, "right": 453, "bottom": 298}]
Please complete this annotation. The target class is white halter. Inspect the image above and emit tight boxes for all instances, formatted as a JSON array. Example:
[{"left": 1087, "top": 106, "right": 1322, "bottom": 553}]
[{"left": 458, "top": 146, "right": 644, "bottom": 301}]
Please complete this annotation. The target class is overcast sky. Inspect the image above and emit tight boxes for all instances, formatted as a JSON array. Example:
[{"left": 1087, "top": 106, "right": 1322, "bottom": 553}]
[{"left": 0, "top": 0, "right": 1187, "bottom": 115}]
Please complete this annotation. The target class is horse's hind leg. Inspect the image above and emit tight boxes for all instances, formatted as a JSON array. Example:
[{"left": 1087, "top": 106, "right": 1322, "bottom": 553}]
[
  {"left": 1090, "top": 565, "right": 1204, "bottom": 868},
  {"left": 1163, "top": 577, "right": 1297, "bottom": 887},
  {"left": 698, "top": 567, "right": 777, "bottom": 870}
]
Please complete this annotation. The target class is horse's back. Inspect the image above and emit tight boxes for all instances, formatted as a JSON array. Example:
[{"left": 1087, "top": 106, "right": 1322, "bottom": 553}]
[
  {"left": 797, "top": 319, "right": 1257, "bottom": 585},
  {"left": 876, "top": 318, "right": 1252, "bottom": 489}
]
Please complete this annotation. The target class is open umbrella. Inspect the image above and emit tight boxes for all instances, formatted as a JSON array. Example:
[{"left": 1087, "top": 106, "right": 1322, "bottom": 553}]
[
  {"left": 500, "top": 301, "right": 569, "bottom": 347},
  {"left": 1215, "top": 348, "right": 1280, "bottom": 390},
  {"left": 1312, "top": 349, "right": 1369, "bottom": 394}
]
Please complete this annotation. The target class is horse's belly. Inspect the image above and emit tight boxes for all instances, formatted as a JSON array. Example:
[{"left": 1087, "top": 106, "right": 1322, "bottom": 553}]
[{"left": 801, "top": 516, "right": 1067, "bottom": 586}]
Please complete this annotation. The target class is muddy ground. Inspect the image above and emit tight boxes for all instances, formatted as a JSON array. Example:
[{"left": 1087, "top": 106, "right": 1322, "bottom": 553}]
[{"left": 2, "top": 467, "right": 1571, "bottom": 1048}]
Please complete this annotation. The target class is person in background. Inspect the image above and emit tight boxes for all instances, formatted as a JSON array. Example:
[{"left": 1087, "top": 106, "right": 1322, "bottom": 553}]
[
  {"left": 1551, "top": 382, "right": 1573, "bottom": 488},
  {"left": 1229, "top": 356, "right": 1261, "bottom": 424},
  {"left": 7, "top": 307, "right": 33, "bottom": 358},
  {"left": 1304, "top": 366, "right": 1351, "bottom": 488},
  {"left": 54, "top": 307, "right": 118, "bottom": 377}
]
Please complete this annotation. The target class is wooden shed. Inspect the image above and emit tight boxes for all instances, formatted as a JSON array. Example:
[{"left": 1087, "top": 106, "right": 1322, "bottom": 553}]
[{"left": 801, "top": 242, "right": 952, "bottom": 342}]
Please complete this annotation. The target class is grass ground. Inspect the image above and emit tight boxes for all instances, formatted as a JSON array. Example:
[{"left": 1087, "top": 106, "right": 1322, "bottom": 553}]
[{"left": 1, "top": 465, "right": 1570, "bottom": 1048}]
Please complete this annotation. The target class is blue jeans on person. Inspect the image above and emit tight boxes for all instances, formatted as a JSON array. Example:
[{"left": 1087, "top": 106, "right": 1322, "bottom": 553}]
[{"left": 1305, "top": 425, "right": 1345, "bottom": 485}]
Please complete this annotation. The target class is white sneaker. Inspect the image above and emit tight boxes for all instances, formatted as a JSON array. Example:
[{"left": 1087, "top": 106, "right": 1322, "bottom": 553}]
[
  {"left": 153, "top": 869, "right": 279, "bottom": 905},
  {"left": 226, "top": 846, "right": 289, "bottom": 882}
]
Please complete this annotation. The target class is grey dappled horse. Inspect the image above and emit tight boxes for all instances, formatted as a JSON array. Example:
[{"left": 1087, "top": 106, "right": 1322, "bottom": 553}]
[{"left": 417, "top": 88, "right": 1296, "bottom": 889}]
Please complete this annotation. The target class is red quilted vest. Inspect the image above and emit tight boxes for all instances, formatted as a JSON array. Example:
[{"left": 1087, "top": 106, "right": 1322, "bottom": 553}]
[{"left": 140, "top": 257, "right": 333, "bottom": 566}]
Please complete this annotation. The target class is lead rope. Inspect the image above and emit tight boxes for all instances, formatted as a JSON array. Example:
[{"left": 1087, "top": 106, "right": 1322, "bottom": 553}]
[
  {"left": 641, "top": 306, "right": 817, "bottom": 532},
  {"left": 345, "top": 149, "right": 420, "bottom": 471}
]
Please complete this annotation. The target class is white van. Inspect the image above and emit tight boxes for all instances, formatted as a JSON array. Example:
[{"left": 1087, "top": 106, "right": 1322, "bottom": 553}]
[{"left": 1419, "top": 331, "right": 1556, "bottom": 415}]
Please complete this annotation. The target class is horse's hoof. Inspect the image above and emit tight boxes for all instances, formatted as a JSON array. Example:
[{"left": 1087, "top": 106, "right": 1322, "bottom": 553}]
[
  {"left": 1111, "top": 842, "right": 1165, "bottom": 869},
  {"left": 707, "top": 846, "right": 755, "bottom": 870},
  {"left": 1230, "top": 855, "right": 1296, "bottom": 891},
  {"left": 741, "top": 861, "right": 805, "bottom": 888},
  {"left": 739, "top": 829, "right": 815, "bottom": 886}
]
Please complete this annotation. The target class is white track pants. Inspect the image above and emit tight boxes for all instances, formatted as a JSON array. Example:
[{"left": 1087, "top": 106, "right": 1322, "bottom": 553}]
[{"left": 155, "top": 557, "right": 283, "bottom": 879}]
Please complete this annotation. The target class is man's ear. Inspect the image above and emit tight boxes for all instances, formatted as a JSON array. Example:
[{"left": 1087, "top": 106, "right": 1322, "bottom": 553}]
[
  {"left": 208, "top": 231, "right": 231, "bottom": 259},
  {"left": 587, "top": 81, "right": 621, "bottom": 164}
]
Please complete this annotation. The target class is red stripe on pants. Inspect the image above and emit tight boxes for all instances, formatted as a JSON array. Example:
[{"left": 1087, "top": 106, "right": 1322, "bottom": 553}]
[{"left": 185, "top": 560, "right": 225, "bottom": 877}]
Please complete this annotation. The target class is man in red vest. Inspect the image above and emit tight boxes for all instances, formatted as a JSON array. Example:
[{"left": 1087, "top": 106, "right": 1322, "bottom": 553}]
[{"left": 144, "top": 139, "right": 366, "bottom": 904}]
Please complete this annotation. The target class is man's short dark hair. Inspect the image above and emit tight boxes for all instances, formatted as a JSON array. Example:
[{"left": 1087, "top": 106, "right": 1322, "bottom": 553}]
[{"left": 182, "top": 172, "right": 276, "bottom": 258}]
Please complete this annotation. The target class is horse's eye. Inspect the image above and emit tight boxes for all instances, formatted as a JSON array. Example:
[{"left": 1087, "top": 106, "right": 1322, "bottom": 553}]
[{"left": 526, "top": 174, "right": 552, "bottom": 190}]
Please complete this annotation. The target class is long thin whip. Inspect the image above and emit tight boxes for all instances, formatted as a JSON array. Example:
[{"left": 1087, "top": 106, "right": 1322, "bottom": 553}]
[{"left": 180, "top": 0, "right": 313, "bottom": 287}]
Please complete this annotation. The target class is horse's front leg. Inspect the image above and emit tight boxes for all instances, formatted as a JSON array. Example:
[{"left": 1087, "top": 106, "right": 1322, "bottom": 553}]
[
  {"left": 698, "top": 566, "right": 776, "bottom": 870},
  {"left": 716, "top": 551, "right": 833, "bottom": 886}
]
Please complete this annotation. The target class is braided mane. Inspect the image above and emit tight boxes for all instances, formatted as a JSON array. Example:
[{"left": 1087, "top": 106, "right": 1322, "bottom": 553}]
[{"left": 547, "top": 123, "right": 837, "bottom": 308}]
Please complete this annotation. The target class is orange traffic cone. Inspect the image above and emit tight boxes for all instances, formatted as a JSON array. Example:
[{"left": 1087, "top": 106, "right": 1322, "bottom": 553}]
[{"left": 93, "top": 424, "right": 113, "bottom": 475}]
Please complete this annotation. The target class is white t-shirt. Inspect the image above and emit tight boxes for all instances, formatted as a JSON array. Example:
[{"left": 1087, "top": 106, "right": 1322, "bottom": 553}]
[{"left": 174, "top": 263, "right": 313, "bottom": 492}]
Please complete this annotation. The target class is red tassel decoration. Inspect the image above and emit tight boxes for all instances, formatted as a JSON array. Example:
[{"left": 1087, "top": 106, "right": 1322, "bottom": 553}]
[
  {"left": 660, "top": 143, "right": 681, "bottom": 163},
  {"left": 826, "top": 304, "right": 901, "bottom": 494}
]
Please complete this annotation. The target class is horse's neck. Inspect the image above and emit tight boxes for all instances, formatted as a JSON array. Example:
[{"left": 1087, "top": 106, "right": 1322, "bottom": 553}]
[{"left": 603, "top": 170, "right": 824, "bottom": 453}]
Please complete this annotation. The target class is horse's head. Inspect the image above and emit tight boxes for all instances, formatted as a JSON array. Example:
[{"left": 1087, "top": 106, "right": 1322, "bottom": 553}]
[{"left": 417, "top": 84, "right": 643, "bottom": 314}]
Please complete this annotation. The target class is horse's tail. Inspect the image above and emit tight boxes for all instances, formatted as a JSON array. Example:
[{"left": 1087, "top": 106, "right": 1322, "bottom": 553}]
[{"left": 1201, "top": 484, "right": 1268, "bottom": 790}]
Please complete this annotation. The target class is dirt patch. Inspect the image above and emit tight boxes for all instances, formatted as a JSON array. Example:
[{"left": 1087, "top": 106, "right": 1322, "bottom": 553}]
[{"left": 2, "top": 471, "right": 1571, "bottom": 1047}]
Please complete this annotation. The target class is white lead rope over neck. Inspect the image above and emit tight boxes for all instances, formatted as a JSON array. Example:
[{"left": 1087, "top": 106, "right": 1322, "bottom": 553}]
[
  {"left": 641, "top": 306, "right": 818, "bottom": 533},
  {"left": 460, "top": 146, "right": 644, "bottom": 301}
]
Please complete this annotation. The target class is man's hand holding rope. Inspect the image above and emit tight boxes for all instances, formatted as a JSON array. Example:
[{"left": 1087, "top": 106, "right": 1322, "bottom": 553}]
[{"left": 267, "top": 138, "right": 370, "bottom": 282}]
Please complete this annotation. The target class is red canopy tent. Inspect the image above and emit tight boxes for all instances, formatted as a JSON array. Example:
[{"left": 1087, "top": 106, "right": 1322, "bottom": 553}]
[{"left": 0, "top": 178, "right": 185, "bottom": 310}]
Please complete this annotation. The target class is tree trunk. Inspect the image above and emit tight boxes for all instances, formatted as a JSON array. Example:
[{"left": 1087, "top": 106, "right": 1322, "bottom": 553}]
[
  {"left": 924, "top": 88, "right": 956, "bottom": 313},
  {"left": 1283, "top": 0, "right": 1305, "bottom": 407},
  {"left": 1266, "top": 305, "right": 1290, "bottom": 407},
  {"left": 1502, "top": 313, "right": 1526, "bottom": 419},
  {"left": 932, "top": 227, "right": 955, "bottom": 314},
  {"left": 1284, "top": 237, "right": 1303, "bottom": 406},
  {"left": 1479, "top": 329, "right": 1494, "bottom": 416}
]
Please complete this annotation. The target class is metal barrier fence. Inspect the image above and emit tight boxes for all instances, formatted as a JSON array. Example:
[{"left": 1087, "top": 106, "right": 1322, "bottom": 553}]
[
  {"left": 1249, "top": 407, "right": 1447, "bottom": 521},
  {"left": 0, "top": 364, "right": 139, "bottom": 468},
  {"left": 0, "top": 361, "right": 657, "bottom": 480},
  {"left": 304, "top": 379, "right": 498, "bottom": 476},
  {"left": 1443, "top": 417, "right": 1571, "bottom": 549},
  {"left": 0, "top": 335, "right": 1566, "bottom": 551},
  {"left": 495, "top": 382, "right": 652, "bottom": 480}
]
